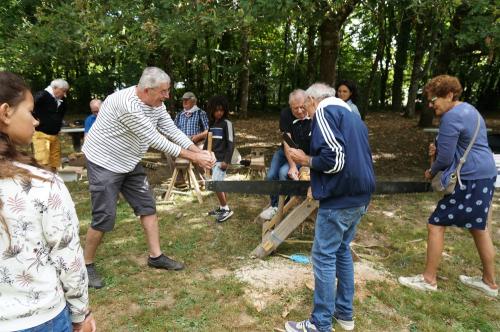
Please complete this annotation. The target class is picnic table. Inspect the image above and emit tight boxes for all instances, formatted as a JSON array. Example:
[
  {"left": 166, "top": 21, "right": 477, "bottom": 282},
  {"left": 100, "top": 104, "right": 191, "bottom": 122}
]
[{"left": 60, "top": 127, "right": 84, "bottom": 151}]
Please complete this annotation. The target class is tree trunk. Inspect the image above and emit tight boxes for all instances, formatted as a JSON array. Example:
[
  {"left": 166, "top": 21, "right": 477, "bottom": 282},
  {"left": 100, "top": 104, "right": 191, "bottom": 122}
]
[
  {"left": 159, "top": 49, "right": 174, "bottom": 113},
  {"left": 319, "top": 0, "right": 358, "bottom": 86},
  {"left": 362, "top": 1, "right": 385, "bottom": 118},
  {"left": 186, "top": 40, "right": 197, "bottom": 91},
  {"left": 218, "top": 32, "right": 232, "bottom": 98},
  {"left": 476, "top": 57, "right": 500, "bottom": 113},
  {"left": 277, "top": 18, "right": 291, "bottom": 107},
  {"left": 306, "top": 23, "right": 317, "bottom": 85},
  {"left": 295, "top": 39, "right": 305, "bottom": 88},
  {"left": 418, "top": 22, "right": 439, "bottom": 128},
  {"left": 406, "top": 20, "right": 426, "bottom": 118},
  {"left": 319, "top": 17, "right": 338, "bottom": 86},
  {"left": 433, "top": 4, "right": 469, "bottom": 75},
  {"left": 293, "top": 25, "right": 304, "bottom": 89},
  {"left": 391, "top": 6, "right": 412, "bottom": 113},
  {"left": 205, "top": 35, "right": 213, "bottom": 97},
  {"left": 380, "top": 5, "right": 395, "bottom": 110},
  {"left": 239, "top": 30, "right": 250, "bottom": 119}
]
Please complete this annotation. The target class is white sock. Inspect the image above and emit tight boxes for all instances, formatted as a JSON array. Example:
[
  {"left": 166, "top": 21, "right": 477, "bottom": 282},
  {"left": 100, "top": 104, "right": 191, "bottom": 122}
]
[{"left": 220, "top": 205, "right": 229, "bottom": 210}]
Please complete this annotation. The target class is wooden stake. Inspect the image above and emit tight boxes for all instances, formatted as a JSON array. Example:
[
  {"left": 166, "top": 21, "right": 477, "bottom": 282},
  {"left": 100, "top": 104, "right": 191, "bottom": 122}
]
[{"left": 206, "top": 132, "right": 213, "bottom": 178}]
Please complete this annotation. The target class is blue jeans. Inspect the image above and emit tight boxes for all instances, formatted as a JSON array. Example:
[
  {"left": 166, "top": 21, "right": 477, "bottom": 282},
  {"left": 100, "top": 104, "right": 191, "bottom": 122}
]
[
  {"left": 18, "top": 306, "right": 71, "bottom": 332},
  {"left": 310, "top": 206, "right": 367, "bottom": 332},
  {"left": 267, "top": 148, "right": 289, "bottom": 207}
]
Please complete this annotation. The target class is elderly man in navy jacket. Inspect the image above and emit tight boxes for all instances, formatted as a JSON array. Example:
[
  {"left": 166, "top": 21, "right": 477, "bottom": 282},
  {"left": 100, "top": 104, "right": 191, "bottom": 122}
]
[{"left": 285, "top": 83, "right": 375, "bottom": 332}]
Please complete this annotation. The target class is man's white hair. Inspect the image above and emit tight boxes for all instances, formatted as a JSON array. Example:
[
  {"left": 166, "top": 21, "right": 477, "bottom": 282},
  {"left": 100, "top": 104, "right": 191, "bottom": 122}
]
[
  {"left": 138, "top": 67, "right": 171, "bottom": 89},
  {"left": 50, "top": 78, "right": 69, "bottom": 90},
  {"left": 305, "top": 83, "right": 336, "bottom": 101},
  {"left": 288, "top": 89, "right": 306, "bottom": 102}
]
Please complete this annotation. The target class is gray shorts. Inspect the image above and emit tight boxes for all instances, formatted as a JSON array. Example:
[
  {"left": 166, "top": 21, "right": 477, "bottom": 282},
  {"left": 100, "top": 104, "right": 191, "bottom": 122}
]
[
  {"left": 87, "top": 160, "right": 156, "bottom": 232},
  {"left": 212, "top": 162, "right": 227, "bottom": 181}
]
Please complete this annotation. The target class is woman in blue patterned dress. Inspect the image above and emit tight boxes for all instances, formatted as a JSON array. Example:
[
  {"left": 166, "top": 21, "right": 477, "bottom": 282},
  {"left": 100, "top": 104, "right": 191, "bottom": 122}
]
[{"left": 399, "top": 75, "right": 498, "bottom": 297}]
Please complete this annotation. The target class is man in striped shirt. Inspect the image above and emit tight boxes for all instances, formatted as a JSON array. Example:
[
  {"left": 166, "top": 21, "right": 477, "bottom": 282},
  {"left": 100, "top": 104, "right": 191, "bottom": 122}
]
[{"left": 82, "top": 67, "right": 215, "bottom": 288}]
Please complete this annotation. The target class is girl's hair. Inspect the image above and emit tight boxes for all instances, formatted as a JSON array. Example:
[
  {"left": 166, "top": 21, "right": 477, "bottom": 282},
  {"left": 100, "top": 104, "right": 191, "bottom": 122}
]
[
  {"left": 0, "top": 71, "right": 41, "bottom": 244},
  {"left": 207, "top": 95, "right": 230, "bottom": 125},
  {"left": 424, "top": 75, "right": 463, "bottom": 101},
  {"left": 335, "top": 79, "right": 358, "bottom": 103}
]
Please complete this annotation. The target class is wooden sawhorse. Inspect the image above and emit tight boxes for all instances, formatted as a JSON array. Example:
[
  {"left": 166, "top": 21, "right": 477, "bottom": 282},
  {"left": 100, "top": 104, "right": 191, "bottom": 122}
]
[
  {"left": 163, "top": 157, "right": 204, "bottom": 203},
  {"left": 251, "top": 195, "right": 318, "bottom": 258}
]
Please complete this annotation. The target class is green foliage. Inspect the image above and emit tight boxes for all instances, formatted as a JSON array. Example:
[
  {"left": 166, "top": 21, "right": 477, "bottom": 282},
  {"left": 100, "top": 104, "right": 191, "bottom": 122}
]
[{"left": 0, "top": 0, "right": 498, "bottom": 115}]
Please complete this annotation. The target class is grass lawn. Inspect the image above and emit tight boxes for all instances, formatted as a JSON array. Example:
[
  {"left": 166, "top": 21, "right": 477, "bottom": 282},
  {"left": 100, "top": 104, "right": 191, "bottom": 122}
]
[
  {"left": 67, "top": 179, "right": 500, "bottom": 332},
  {"left": 61, "top": 112, "right": 500, "bottom": 331}
]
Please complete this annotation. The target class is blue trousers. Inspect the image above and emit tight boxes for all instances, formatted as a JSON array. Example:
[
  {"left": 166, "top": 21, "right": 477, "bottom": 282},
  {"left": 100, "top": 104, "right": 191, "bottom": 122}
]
[
  {"left": 310, "top": 206, "right": 367, "bottom": 332},
  {"left": 267, "top": 148, "right": 289, "bottom": 207}
]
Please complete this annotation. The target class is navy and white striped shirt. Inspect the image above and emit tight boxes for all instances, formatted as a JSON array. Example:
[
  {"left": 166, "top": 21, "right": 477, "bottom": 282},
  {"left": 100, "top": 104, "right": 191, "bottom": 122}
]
[{"left": 82, "top": 86, "right": 193, "bottom": 173}]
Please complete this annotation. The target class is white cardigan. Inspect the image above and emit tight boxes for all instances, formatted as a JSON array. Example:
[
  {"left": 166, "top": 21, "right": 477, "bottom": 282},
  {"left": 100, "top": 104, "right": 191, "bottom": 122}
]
[{"left": 0, "top": 163, "right": 88, "bottom": 331}]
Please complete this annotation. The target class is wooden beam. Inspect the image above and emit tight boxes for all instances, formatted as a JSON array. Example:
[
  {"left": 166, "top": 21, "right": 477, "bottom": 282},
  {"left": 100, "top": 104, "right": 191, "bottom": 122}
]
[{"left": 251, "top": 199, "right": 319, "bottom": 258}]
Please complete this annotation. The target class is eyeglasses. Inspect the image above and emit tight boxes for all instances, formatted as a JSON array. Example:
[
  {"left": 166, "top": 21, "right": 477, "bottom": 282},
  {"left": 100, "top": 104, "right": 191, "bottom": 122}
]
[
  {"left": 154, "top": 88, "right": 169, "bottom": 97},
  {"left": 430, "top": 96, "right": 438, "bottom": 104},
  {"left": 292, "top": 105, "right": 305, "bottom": 111}
]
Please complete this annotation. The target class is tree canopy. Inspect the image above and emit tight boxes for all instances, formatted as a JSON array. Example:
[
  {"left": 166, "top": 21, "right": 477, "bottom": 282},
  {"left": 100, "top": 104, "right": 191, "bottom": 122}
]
[{"left": 0, "top": 0, "right": 498, "bottom": 122}]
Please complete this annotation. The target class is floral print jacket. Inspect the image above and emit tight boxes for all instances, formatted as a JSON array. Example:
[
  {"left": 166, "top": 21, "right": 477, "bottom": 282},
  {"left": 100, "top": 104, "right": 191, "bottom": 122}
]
[{"left": 0, "top": 163, "right": 88, "bottom": 331}]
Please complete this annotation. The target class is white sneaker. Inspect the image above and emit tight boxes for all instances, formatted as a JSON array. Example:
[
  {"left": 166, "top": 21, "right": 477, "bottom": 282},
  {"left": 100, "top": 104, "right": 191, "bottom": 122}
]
[
  {"left": 459, "top": 275, "right": 498, "bottom": 297},
  {"left": 398, "top": 274, "right": 437, "bottom": 292},
  {"left": 334, "top": 316, "right": 354, "bottom": 331},
  {"left": 259, "top": 206, "right": 278, "bottom": 220}
]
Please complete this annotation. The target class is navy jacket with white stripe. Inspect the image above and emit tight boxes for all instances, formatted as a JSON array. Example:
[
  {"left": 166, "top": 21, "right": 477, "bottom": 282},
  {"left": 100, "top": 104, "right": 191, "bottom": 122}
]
[
  {"left": 204, "top": 119, "right": 235, "bottom": 164},
  {"left": 309, "top": 97, "right": 375, "bottom": 209}
]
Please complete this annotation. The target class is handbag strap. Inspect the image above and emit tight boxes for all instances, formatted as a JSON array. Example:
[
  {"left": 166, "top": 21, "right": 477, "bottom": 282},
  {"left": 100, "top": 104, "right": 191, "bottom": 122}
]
[{"left": 455, "top": 112, "right": 481, "bottom": 186}]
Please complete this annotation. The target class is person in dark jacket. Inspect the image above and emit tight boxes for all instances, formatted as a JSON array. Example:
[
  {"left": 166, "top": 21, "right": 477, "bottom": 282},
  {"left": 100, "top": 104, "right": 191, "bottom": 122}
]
[
  {"left": 32, "top": 78, "right": 69, "bottom": 170},
  {"left": 285, "top": 83, "right": 375, "bottom": 332},
  {"left": 204, "top": 95, "right": 235, "bottom": 223},
  {"left": 259, "top": 90, "right": 306, "bottom": 220}
]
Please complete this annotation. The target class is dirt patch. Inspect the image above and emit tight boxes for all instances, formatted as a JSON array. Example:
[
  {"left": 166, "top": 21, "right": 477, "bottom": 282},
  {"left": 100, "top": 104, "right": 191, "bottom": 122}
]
[
  {"left": 235, "top": 257, "right": 390, "bottom": 311},
  {"left": 354, "top": 261, "right": 393, "bottom": 301},
  {"left": 148, "top": 290, "right": 176, "bottom": 309},
  {"left": 211, "top": 268, "right": 232, "bottom": 279},
  {"left": 127, "top": 254, "right": 147, "bottom": 267},
  {"left": 235, "top": 258, "right": 311, "bottom": 311},
  {"left": 235, "top": 312, "right": 258, "bottom": 327},
  {"left": 362, "top": 301, "right": 413, "bottom": 331},
  {"left": 92, "top": 301, "right": 142, "bottom": 332},
  {"left": 235, "top": 257, "right": 312, "bottom": 291}
]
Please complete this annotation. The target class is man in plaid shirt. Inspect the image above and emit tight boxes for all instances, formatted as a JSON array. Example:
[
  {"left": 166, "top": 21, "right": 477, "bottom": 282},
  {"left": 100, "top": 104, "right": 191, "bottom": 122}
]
[
  {"left": 174, "top": 91, "right": 209, "bottom": 145},
  {"left": 173, "top": 92, "right": 209, "bottom": 187}
]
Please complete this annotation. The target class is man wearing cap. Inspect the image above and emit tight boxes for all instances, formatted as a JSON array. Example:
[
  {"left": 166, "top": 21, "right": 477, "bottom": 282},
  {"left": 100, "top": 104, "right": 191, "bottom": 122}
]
[
  {"left": 174, "top": 92, "right": 209, "bottom": 145},
  {"left": 173, "top": 92, "right": 209, "bottom": 187},
  {"left": 32, "top": 78, "right": 70, "bottom": 171}
]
